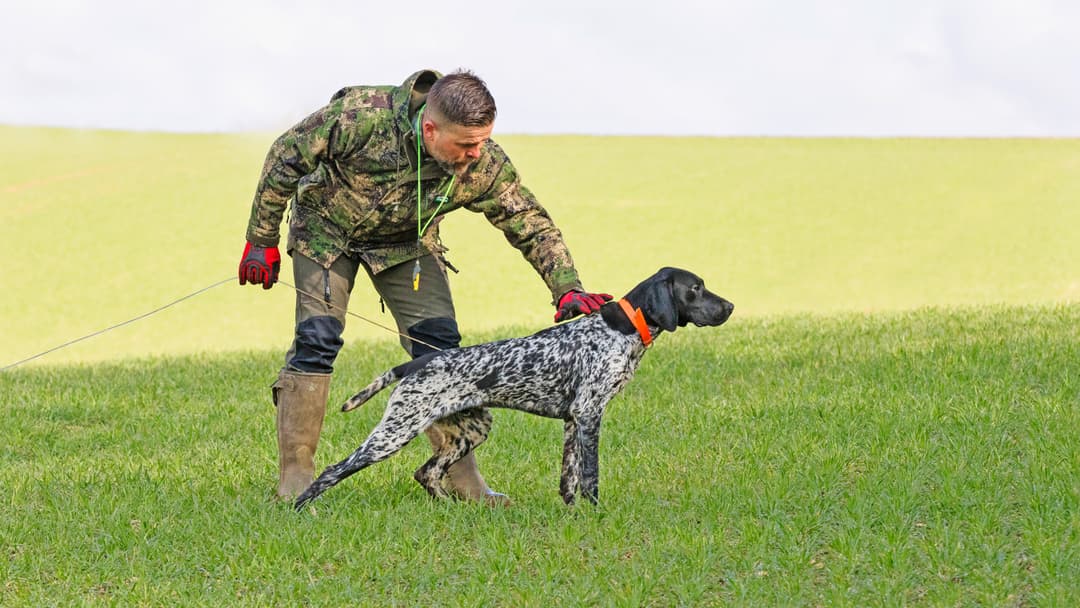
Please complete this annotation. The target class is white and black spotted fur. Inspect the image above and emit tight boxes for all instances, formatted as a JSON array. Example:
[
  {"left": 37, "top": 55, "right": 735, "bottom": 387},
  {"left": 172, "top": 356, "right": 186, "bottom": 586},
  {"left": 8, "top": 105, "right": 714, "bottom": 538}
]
[{"left": 294, "top": 267, "right": 734, "bottom": 510}]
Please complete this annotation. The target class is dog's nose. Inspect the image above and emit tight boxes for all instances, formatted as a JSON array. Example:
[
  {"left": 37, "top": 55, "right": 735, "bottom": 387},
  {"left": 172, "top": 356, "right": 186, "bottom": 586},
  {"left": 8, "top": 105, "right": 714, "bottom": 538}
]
[{"left": 716, "top": 300, "right": 734, "bottom": 324}]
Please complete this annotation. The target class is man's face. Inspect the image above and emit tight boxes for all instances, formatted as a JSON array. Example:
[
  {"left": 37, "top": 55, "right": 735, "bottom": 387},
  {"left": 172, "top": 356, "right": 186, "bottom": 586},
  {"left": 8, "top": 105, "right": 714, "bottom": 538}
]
[{"left": 422, "top": 118, "right": 494, "bottom": 176}]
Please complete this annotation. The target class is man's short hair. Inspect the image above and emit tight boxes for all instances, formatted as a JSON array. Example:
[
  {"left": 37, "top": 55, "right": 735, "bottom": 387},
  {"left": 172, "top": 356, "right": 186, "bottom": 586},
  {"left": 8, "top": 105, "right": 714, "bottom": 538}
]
[{"left": 427, "top": 70, "right": 497, "bottom": 127}]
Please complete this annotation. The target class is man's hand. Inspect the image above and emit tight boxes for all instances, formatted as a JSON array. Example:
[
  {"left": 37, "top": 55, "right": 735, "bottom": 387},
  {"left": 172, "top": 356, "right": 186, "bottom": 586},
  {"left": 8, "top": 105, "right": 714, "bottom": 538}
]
[
  {"left": 554, "top": 289, "right": 613, "bottom": 322},
  {"left": 238, "top": 242, "right": 281, "bottom": 289}
]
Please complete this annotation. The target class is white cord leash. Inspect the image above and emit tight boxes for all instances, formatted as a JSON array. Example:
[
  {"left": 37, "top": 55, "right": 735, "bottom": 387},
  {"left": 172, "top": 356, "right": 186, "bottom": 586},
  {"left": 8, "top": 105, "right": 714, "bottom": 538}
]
[
  {"left": 1, "top": 277, "right": 233, "bottom": 371},
  {"left": 1, "top": 277, "right": 440, "bottom": 372},
  {"left": 276, "top": 279, "right": 441, "bottom": 353}
]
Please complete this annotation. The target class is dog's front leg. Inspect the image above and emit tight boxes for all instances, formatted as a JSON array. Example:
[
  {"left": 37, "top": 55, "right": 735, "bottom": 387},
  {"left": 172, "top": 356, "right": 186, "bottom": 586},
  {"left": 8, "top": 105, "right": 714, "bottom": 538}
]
[
  {"left": 560, "top": 418, "right": 580, "bottom": 504},
  {"left": 575, "top": 415, "right": 602, "bottom": 505}
]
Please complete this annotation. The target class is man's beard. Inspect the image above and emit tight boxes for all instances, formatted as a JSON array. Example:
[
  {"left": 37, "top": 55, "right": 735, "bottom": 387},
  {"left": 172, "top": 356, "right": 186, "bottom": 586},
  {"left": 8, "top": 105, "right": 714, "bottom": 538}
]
[{"left": 435, "top": 157, "right": 472, "bottom": 177}]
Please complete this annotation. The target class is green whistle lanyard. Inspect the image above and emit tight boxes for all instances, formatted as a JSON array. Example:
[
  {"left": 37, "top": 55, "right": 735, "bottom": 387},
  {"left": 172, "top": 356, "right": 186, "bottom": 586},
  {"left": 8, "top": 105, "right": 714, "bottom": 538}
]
[
  {"left": 415, "top": 104, "right": 456, "bottom": 240},
  {"left": 412, "top": 104, "right": 455, "bottom": 290}
]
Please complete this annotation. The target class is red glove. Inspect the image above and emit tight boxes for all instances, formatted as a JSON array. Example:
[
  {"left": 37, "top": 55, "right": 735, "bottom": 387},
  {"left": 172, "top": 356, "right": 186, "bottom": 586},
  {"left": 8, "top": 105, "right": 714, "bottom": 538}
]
[
  {"left": 238, "top": 242, "right": 281, "bottom": 289},
  {"left": 554, "top": 289, "right": 613, "bottom": 322}
]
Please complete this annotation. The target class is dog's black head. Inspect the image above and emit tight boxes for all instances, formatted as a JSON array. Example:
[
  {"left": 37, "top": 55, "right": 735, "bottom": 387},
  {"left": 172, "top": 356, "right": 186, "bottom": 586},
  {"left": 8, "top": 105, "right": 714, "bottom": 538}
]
[{"left": 618, "top": 267, "right": 734, "bottom": 333}]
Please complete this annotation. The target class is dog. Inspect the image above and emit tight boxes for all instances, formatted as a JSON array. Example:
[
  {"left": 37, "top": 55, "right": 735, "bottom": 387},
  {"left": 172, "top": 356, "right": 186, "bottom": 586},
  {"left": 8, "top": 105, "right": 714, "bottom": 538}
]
[{"left": 295, "top": 267, "right": 734, "bottom": 510}]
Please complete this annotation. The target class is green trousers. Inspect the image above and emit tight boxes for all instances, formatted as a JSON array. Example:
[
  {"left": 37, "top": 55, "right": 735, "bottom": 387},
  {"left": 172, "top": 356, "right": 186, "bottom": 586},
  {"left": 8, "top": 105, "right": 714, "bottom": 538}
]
[{"left": 285, "top": 252, "right": 459, "bottom": 371}]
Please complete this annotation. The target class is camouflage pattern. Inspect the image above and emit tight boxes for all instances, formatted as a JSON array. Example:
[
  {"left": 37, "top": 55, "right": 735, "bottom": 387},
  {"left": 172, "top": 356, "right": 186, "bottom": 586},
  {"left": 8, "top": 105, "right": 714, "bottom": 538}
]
[{"left": 245, "top": 69, "right": 583, "bottom": 300}]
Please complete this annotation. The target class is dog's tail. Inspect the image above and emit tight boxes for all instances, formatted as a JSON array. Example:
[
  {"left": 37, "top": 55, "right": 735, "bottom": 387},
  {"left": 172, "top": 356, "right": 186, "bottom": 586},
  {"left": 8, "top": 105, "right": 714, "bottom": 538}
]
[
  {"left": 340, "top": 369, "right": 398, "bottom": 412},
  {"left": 340, "top": 353, "right": 439, "bottom": 413}
]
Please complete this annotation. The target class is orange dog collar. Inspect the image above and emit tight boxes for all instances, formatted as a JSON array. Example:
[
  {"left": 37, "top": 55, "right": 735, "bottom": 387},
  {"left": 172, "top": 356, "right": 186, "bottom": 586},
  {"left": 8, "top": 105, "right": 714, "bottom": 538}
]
[{"left": 617, "top": 299, "right": 653, "bottom": 347}]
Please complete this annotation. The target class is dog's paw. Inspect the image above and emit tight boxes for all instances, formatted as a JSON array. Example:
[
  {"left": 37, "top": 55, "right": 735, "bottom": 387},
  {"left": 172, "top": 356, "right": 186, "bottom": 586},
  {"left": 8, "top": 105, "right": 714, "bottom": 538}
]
[{"left": 294, "top": 491, "right": 317, "bottom": 512}]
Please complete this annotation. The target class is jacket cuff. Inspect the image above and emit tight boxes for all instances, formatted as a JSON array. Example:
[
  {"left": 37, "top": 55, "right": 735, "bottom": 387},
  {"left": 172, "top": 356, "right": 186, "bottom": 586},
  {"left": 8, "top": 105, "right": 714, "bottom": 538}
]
[
  {"left": 245, "top": 231, "right": 280, "bottom": 248},
  {"left": 549, "top": 271, "right": 584, "bottom": 305}
]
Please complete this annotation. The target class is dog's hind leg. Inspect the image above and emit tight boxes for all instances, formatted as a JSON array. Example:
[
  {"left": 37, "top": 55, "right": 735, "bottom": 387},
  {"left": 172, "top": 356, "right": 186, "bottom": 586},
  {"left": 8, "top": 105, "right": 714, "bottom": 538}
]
[
  {"left": 414, "top": 408, "right": 493, "bottom": 499},
  {"left": 296, "top": 392, "right": 488, "bottom": 510},
  {"left": 294, "top": 444, "right": 380, "bottom": 510},
  {"left": 294, "top": 403, "right": 433, "bottom": 510}
]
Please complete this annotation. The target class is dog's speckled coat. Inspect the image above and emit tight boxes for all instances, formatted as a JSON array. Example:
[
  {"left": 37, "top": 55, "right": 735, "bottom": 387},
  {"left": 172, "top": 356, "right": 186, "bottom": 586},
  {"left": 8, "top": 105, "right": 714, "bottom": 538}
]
[{"left": 295, "top": 267, "right": 733, "bottom": 510}]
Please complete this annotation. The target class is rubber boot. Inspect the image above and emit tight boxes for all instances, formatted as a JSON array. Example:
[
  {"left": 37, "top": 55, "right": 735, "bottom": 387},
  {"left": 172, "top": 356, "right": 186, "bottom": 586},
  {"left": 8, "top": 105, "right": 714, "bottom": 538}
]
[
  {"left": 424, "top": 426, "right": 510, "bottom": 506},
  {"left": 273, "top": 369, "right": 330, "bottom": 499}
]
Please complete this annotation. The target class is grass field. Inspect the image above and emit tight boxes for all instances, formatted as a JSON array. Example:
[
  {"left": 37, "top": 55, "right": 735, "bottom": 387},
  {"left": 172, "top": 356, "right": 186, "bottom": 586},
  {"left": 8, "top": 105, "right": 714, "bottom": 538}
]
[
  {"left": 1, "top": 126, "right": 1079, "bottom": 605},
  {"left": 1, "top": 127, "right": 1078, "bottom": 364},
  {"left": 3, "top": 307, "right": 1078, "bottom": 605}
]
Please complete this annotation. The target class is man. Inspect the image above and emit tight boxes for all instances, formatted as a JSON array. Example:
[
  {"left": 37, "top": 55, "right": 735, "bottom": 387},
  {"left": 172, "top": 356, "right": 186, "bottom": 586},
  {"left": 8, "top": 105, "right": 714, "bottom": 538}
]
[{"left": 238, "top": 69, "right": 611, "bottom": 502}]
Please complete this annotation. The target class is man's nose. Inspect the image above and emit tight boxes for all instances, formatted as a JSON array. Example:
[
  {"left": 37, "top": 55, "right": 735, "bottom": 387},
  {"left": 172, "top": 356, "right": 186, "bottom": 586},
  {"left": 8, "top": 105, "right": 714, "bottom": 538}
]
[{"left": 466, "top": 145, "right": 481, "bottom": 159}]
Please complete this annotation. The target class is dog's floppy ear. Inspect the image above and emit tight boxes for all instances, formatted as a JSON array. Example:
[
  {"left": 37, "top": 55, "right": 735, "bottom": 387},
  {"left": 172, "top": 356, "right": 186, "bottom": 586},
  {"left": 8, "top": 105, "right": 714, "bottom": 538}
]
[{"left": 642, "top": 271, "right": 678, "bottom": 332}]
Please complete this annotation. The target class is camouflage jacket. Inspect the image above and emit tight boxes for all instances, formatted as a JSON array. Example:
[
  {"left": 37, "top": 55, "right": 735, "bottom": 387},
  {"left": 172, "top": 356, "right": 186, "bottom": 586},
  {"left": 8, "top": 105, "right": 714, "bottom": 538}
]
[{"left": 245, "top": 69, "right": 582, "bottom": 300}]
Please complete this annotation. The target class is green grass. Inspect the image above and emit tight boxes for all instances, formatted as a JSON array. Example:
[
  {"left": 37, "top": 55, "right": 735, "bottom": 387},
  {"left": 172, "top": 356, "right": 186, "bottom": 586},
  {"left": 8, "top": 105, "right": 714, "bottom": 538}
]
[
  {"left": 2, "top": 127, "right": 1078, "bottom": 365},
  {"left": 3, "top": 305, "right": 1079, "bottom": 605},
  {"left": 2, "top": 127, "right": 1079, "bottom": 604}
]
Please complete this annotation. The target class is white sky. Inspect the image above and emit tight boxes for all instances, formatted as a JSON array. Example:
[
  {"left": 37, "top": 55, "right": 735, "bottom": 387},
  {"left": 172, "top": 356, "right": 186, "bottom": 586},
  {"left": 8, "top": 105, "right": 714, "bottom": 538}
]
[{"left": 3, "top": 0, "right": 1079, "bottom": 136}]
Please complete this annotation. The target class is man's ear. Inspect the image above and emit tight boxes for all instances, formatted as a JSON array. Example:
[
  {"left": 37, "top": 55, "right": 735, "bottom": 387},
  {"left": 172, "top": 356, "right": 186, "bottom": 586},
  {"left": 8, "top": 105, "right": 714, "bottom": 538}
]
[{"left": 422, "top": 119, "right": 437, "bottom": 139}]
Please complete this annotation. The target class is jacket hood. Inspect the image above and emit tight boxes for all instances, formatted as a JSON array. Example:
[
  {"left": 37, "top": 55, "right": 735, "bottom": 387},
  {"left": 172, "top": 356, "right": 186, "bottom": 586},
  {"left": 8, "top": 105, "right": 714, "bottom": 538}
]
[
  {"left": 393, "top": 69, "right": 441, "bottom": 169},
  {"left": 394, "top": 70, "right": 441, "bottom": 138}
]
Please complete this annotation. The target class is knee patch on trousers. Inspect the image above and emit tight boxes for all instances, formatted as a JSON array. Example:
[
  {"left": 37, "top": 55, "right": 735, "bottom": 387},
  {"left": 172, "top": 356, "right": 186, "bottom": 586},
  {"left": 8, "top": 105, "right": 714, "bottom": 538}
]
[
  {"left": 407, "top": 317, "right": 460, "bottom": 359},
  {"left": 288, "top": 316, "right": 345, "bottom": 373}
]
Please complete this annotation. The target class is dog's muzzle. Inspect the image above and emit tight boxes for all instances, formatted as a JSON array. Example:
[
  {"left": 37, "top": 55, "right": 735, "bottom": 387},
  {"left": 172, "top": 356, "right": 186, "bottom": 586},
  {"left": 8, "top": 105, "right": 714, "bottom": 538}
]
[{"left": 695, "top": 298, "right": 734, "bottom": 327}]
